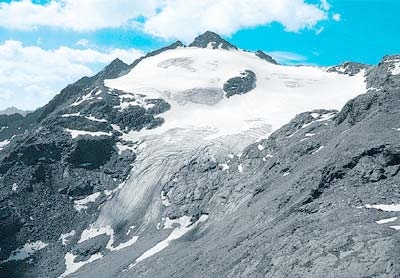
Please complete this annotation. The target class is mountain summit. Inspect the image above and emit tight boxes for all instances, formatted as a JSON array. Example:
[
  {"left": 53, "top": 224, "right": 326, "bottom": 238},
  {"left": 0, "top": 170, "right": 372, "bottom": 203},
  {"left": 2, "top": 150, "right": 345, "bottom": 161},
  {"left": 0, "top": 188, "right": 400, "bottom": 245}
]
[{"left": 188, "top": 31, "right": 238, "bottom": 50}]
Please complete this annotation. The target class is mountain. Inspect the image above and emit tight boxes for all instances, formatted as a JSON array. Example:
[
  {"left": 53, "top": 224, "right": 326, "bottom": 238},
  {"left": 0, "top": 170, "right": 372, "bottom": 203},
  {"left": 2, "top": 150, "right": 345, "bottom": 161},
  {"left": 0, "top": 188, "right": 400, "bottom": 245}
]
[
  {"left": 0, "top": 107, "right": 31, "bottom": 116},
  {"left": 0, "top": 32, "right": 399, "bottom": 278}
]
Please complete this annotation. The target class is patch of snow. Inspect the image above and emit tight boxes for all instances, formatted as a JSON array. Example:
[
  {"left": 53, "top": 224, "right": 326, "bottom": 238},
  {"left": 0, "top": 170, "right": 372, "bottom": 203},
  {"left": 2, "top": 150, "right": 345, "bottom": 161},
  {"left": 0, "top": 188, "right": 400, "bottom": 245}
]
[
  {"left": 392, "top": 128, "right": 400, "bottom": 132},
  {"left": 85, "top": 115, "right": 108, "bottom": 123},
  {"left": 363, "top": 204, "right": 400, "bottom": 212},
  {"left": 389, "top": 225, "right": 400, "bottom": 230},
  {"left": 310, "top": 112, "right": 320, "bottom": 119},
  {"left": 161, "top": 191, "right": 171, "bottom": 207},
  {"left": 238, "top": 164, "right": 243, "bottom": 173},
  {"left": 3, "top": 241, "right": 48, "bottom": 262},
  {"left": 70, "top": 91, "right": 95, "bottom": 107},
  {"left": 59, "top": 252, "right": 103, "bottom": 278},
  {"left": 111, "top": 124, "right": 122, "bottom": 133},
  {"left": 0, "top": 126, "right": 8, "bottom": 133},
  {"left": 79, "top": 225, "right": 113, "bottom": 244},
  {"left": 376, "top": 217, "right": 397, "bottom": 224},
  {"left": 257, "top": 144, "right": 264, "bottom": 151},
  {"left": 73, "top": 192, "right": 101, "bottom": 212},
  {"left": 65, "top": 129, "right": 112, "bottom": 139},
  {"left": 59, "top": 230, "right": 76, "bottom": 246},
  {"left": 163, "top": 215, "right": 192, "bottom": 229},
  {"left": 126, "top": 225, "right": 135, "bottom": 236},
  {"left": 61, "top": 112, "right": 81, "bottom": 118},
  {"left": 128, "top": 215, "right": 208, "bottom": 269},
  {"left": 312, "top": 146, "right": 324, "bottom": 154},
  {"left": 78, "top": 224, "right": 138, "bottom": 252},
  {"left": 305, "top": 133, "right": 315, "bottom": 137},
  {"left": 219, "top": 163, "right": 229, "bottom": 171},
  {"left": 116, "top": 142, "right": 136, "bottom": 155},
  {"left": 12, "top": 183, "right": 18, "bottom": 192},
  {"left": 391, "top": 63, "right": 400, "bottom": 75},
  {"left": 283, "top": 172, "right": 291, "bottom": 177},
  {"left": 0, "top": 139, "right": 10, "bottom": 150}
]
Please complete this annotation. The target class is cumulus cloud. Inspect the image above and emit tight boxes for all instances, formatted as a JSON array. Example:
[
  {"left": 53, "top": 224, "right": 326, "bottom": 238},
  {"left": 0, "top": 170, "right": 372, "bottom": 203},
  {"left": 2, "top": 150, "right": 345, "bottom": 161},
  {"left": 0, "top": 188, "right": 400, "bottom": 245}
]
[
  {"left": 0, "top": 40, "right": 143, "bottom": 110},
  {"left": 0, "top": 0, "right": 160, "bottom": 31},
  {"left": 144, "top": 0, "right": 329, "bottom": 41},
  {"left": 0, "top": 0, "right": 335, "bottom": 41}
]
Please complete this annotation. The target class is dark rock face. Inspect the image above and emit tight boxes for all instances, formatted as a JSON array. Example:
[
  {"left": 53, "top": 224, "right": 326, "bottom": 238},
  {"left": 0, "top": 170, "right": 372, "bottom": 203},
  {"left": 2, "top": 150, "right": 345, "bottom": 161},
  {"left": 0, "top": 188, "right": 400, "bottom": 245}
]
[
  {"left": 68, "top": 138, "right": 114, "bottom": 170},
  {"left": 365, "top": 55, "right": 400, "bottom": 90},
  {"left": 223, "top": 70, "right": 256, "bottom": 98},
  {"left": 327, "top": 62, "right": 370, "bottom": 76},
  {"left": 130, "top": 41, "right": 185, "bottom": 69},
  {"left": 0, "top": 107, "right": 31, "bottom": 117},
  {"left": 255, "top": 50, "right": 278, "bottom": 64},
  {"left": 189, "top": 31, "right": 238, "bottom": 50}
]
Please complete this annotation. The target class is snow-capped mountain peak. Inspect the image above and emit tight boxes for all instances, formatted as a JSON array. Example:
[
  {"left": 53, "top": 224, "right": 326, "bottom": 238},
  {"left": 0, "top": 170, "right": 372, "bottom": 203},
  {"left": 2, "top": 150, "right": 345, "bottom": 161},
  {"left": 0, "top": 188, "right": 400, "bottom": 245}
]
[{"left": 188, "top": 31, "right": 238, "bottom": 50}]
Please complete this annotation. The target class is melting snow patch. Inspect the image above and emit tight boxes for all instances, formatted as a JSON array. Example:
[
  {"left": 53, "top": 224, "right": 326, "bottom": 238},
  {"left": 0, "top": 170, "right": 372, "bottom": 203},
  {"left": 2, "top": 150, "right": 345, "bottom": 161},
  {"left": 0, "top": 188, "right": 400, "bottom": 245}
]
[
  {"left": 59, "top": 252, "right": 103, "bottom": 278},
  {"left": 163, "top": 216, "right": 192, "bottom": 229},
  {"left": 65, "top": 129, "right": 112, "bottom": 139},
  {"left": 3, "top": 241, "right": 48, "bottom": 262},
  {"left": 61, "top": 113, "right": 81, "bottom": 118},
  {"left": 59, "top": 230, "right": 76, "bottom": 246},
  {"left": 116, "top": 142, "right": 137, "bottom": 155},
  {"left": 393, "top": 128, "right": 400, "bottom": 132},
  {"left": 389, "top": 226, "right": 400, "bottom": 230},
  {"left": 238, "top": 164, "right": 243, "bottom": 173},
  {"left": 257, "top": 144, "right": 264, "bottom": 151},
  {"left": 74, "top": 192, "right": 101, "bottom": 212},
  {"left": 363, "top": 204, "right": 400, "bottom": 212},
  {"left": 12, "top": 183, "right": 18, "bottom": 192},
  {"left": 0, "top": 139, "right": 10, "bottom": 150},
  {"left": 391, "top": 63, "right": 400, "bottom": 75},
  {"left": 305, "top": 133, "right": 315, "bottom": 137},
  {"left": 79, "top": 224, "right": 138, "bottom": 252},
  {"left": 312, "top": 146, "right": 324, "bottom": 154},
  {"left": 126, "top": 226, "right": 135, "bottom": 236},
  {"left": 219, "top": 163, "right": 229, "bottom": 171},
  {"left": 127, "top": 215, "right": 208, "bottom": 269},
  {"left": 161, "top": 191, "right": 171, "bottom": 207},
  {"left": 311, "top": 113, "right": 320, "bottom": 119},
  {"left": 85, "top": 116, "right": 108, "bottom": 123},
  {"left": 376, "top": 217, "right": 397, "bottom": 224},
  {"left": 283, "top": 172, "right": 290, "bottom": 177},
  {"left": 70, "top": 92, "right": 95, "bottom": 107}
]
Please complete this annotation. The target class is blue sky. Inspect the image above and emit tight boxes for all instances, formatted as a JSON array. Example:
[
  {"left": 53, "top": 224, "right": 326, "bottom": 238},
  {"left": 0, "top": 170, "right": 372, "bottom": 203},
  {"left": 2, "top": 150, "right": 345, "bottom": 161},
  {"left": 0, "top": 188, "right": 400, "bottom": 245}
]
[{"left": 0, "top": 0, "right": 398, "bottom": 110}]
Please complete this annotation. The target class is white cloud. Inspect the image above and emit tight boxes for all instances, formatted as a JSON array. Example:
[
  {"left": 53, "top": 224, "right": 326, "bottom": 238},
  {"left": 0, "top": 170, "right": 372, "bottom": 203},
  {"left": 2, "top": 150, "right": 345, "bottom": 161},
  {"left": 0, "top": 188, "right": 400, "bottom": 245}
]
[
  {"left": 0, "top": 1, "right": 334, "bottom": 41},
  {"left": 144, "top": 0, "right": 329, "bottom": 41},
  {"left": 332, "top": 13, "right": 341, "bottom": 21},
  {"left": 0, "top": 40, "right": 143, "bottom": 110},
  {"left": 0, "top": 0, "right": 161, "bottom": 31},
  {"left": 267, "top": 51, "right": 308, "bottom": 65},
  {"left": 320, "top": 0, "right": 331, "bottom": 11},
  {"left": 76, "top": 39, "right": 90, "bottom": 47}
]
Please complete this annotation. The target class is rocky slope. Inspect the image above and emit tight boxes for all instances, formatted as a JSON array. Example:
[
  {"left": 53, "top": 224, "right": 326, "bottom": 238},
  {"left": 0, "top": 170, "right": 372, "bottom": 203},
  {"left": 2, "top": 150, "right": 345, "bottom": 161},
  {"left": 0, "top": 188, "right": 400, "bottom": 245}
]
[{"left": 0, "top": 32, "right": 399, "bottom": 278}]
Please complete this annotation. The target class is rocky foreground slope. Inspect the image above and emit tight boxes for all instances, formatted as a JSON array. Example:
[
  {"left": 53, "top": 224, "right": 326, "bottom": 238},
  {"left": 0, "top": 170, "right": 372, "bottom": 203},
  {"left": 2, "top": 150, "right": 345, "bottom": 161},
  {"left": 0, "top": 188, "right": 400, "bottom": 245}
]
[{"left": 0, "top": 32, "right": 399, "bottom": 278}]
